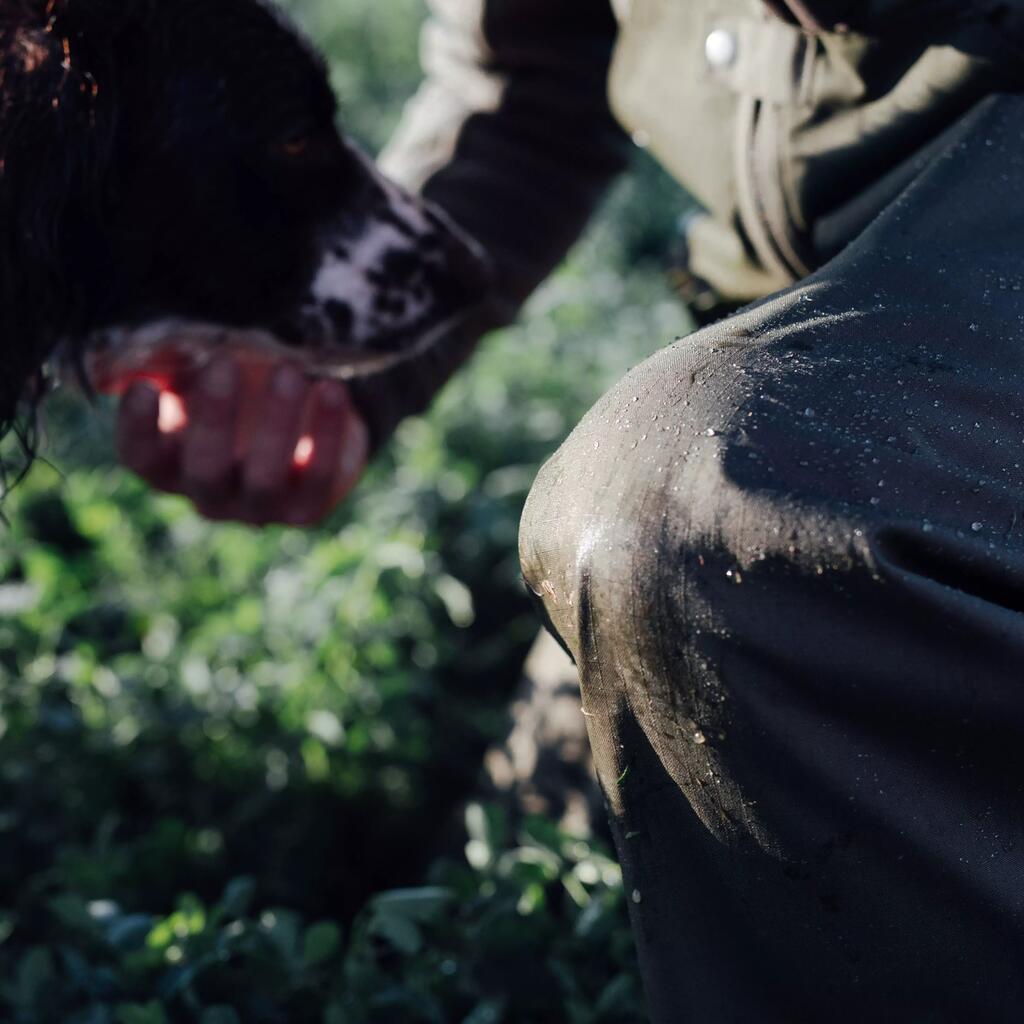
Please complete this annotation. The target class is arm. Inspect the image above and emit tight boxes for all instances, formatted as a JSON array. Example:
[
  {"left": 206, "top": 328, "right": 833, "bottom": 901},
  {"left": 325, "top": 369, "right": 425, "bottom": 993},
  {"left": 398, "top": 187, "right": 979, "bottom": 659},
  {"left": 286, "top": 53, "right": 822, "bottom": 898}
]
[{"left": 349, "top": 0, "right": 630, "bottom": 449}]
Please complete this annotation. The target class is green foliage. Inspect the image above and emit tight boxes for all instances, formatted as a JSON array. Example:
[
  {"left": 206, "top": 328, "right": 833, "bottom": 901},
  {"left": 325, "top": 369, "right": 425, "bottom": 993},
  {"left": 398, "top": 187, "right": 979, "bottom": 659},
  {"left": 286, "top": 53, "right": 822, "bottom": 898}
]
[
  {"left": 0, "top": 808, "right": 640, "bottom": 1023},
  {"left": 282, "top": 0, "right": 426, "bottom": 151},
  {"left": 0, "top": 0, "right": 694, "bottom": 1020}
]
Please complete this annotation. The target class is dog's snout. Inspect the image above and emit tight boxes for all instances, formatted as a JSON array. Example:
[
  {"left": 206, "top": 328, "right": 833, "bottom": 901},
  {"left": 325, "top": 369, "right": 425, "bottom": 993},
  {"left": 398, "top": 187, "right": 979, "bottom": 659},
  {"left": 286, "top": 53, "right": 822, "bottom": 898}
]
[
  {"left": 297, "top": 180, "right": 494, "bottom": 356},
  {"left": 419, "top": 199, "right": 492, "bottom": 303},
  {"left": 441, "top": 231, "right": 492, "bottom": 303}
]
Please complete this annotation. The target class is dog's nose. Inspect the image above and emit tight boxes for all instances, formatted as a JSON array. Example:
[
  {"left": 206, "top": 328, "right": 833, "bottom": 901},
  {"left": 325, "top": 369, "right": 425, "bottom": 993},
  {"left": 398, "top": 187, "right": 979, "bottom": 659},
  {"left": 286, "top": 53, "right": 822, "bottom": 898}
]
[{"left": 443, "top": 230, "right": 493, "bottom": 303}]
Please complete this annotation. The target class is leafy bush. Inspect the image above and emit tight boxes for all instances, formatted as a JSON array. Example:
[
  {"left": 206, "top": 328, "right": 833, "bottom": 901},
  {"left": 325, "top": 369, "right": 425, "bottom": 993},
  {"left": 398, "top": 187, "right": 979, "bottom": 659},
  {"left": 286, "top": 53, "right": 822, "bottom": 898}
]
[
  {"left": 3, "top": 807, "right": 642, "bottom": 1023},
  {"left": 0, "top": 0, "right": 694, "bottom": 1020}
]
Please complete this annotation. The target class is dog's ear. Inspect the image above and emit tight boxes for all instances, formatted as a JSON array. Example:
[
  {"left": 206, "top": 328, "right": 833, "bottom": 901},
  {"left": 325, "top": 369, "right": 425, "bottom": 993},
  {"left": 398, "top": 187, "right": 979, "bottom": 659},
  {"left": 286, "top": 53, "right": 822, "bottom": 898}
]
[
  {"left": 48, "top": 0, "right": 146, "bottom": 36},
  {"left": 0, "top": 2, "right": 139, "bottom": 444}
]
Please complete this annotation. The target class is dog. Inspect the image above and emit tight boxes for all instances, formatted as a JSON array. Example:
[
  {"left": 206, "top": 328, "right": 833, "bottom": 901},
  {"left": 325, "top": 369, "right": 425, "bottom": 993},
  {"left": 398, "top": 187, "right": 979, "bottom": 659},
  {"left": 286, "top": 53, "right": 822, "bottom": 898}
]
[{"left": 0, "top": 0, "right": 489, "bottom": 461}]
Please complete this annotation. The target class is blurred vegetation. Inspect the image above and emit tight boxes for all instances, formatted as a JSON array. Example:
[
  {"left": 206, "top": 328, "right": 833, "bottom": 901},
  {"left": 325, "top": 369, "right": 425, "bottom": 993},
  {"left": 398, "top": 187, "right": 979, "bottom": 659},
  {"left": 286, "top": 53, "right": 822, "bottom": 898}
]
[{"left": 0, "top": 0, "right": 694, "bottom": 1020}]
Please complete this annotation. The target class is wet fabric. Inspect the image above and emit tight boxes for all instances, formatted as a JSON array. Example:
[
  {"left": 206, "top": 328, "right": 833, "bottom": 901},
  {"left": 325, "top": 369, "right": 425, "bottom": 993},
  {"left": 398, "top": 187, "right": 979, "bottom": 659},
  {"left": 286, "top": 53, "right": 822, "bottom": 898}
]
[{"left": 520, "top": 94, "right": 1024, "bottom": 1022}]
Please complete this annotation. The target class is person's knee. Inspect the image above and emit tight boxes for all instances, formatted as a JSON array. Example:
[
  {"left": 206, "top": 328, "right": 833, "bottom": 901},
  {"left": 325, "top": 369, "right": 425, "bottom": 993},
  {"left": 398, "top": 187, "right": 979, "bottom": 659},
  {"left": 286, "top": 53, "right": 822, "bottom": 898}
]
[
  {"left": 519, "top": 326, "right": 825, "bottom": 845},
  {"left": 520, "top": 292, "right": 915, "bottom": 680},
  {"left": 519, "top": 412, "right": 659, "bottom": 667},
  {"left": 518, "top": 361, "right": 776, "bottom": 846},
  {"left": 518, "top": 334, "right": 743, "bottom": 669}
]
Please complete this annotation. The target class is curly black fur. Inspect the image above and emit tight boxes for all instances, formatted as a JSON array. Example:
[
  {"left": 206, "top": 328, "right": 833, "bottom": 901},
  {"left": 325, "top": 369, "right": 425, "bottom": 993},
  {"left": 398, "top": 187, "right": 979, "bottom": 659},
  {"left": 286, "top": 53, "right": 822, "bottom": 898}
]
[
  {"left": 1, "top": 2, "right": 129, "bottom": 469},
  {"left": 0, "top": 0, "right": 344, "bottom": 471},
  {"left": 0, "top": 0, "right": 487, "bottom": 491}
]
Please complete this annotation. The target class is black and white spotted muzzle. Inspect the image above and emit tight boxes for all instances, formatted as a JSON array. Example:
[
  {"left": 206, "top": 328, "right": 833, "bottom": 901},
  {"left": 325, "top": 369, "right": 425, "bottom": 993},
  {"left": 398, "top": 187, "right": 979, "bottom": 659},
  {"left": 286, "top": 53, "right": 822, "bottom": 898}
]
[{"left": 291, "top": 147, "right": 492, "bottom": 368}]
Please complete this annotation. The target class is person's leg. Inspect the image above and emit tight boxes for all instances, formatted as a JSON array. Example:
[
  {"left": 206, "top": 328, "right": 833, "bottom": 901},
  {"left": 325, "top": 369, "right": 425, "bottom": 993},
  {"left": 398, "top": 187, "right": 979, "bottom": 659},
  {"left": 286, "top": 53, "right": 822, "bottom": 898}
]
[{"left": 520, "top": 94, "right": 1024, "bottom": 1022}]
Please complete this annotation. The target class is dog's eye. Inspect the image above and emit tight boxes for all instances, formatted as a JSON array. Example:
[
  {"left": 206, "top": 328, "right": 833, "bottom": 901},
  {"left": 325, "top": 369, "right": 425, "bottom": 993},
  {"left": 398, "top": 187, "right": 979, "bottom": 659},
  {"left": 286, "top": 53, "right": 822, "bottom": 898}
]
[{"left": 277, "top": 135, "right": 310, "bottom": 159}]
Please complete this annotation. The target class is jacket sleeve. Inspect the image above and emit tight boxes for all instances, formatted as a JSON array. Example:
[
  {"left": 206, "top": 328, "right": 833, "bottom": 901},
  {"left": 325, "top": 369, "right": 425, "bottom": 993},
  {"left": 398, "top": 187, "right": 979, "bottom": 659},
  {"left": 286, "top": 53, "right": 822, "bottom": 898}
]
[{"left": 348, "top": 0, "right": 629, "bottom": 451}]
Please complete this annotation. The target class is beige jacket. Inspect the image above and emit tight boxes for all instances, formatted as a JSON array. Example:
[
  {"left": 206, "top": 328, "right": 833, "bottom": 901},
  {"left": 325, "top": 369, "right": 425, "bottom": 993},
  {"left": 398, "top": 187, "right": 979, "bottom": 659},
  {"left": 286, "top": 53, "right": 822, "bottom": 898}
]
[{"left": 350, "top": 0, "right": 1023, "bottom": 446}]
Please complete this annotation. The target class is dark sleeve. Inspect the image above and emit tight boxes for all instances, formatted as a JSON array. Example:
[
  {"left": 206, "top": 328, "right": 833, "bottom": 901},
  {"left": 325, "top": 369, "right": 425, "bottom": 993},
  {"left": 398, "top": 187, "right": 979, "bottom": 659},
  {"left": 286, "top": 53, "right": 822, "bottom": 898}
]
[{"left": 348, "top": 0, "right": 629, "bottom": 451}]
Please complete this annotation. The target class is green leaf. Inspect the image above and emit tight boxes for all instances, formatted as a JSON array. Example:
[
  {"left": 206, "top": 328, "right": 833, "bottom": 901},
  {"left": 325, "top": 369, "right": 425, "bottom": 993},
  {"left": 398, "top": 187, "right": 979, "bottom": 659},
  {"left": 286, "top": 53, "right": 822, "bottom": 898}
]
[
  {"left": 370, "top": 912, "right": 422, "bottom": 956},
  {"left": 15, "top": 947, "right": 56, "bottom": 1008},
  {"left": 116, "top": 1002, "right": 168, "bottom": 1024},
  {"left": 260, "top": 908, "right": 303, "bottom": 962},
  {"left": 303, "top": 921, "right": 341, "bottom": 967},
  {"left": 106, "top": 914, "right": 155, "bottom": 951},
  {"left": 372, "top": 887, "right": 452, "bottom": 922},
  {"left": 595, "top": 974, "right": 638, "bottom": 1015},
  {"left": 465, "top": 802, "right": 508, "bottom": 852},
  {"left": 324, "top": 1004, "right": 349, "bottom": 1024},
  {"left": 200, "top": 1008, "right": 241, "bottom": 1024},
  {"left": 49, "top": 894, "right": 97, "bottom": 932},
  {"left": 219, "top": 877, "right": 256, "bottom": 919},
  {"left": 463, "top": 999, "right": 505, "bottom": 1024}
]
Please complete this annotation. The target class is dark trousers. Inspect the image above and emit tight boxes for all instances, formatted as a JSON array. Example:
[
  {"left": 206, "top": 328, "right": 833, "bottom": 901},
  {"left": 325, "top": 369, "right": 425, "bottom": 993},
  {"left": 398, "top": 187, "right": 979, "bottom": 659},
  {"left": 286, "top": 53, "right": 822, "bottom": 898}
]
[{"left": 519, "top": 95, "right": 1024, "bottom": 1022}]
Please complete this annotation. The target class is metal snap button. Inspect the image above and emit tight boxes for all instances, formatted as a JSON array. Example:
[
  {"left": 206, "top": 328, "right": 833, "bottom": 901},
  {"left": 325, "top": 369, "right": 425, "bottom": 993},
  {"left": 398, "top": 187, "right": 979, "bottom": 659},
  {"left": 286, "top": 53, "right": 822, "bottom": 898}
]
[{"left": 705, "top": 28, "right": 738, "bottom": 69}]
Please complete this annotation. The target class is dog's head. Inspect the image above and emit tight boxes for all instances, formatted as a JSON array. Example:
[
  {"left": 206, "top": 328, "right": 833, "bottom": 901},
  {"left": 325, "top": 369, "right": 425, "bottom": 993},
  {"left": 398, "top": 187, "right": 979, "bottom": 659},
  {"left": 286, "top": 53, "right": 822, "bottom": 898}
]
[{"left": 0, "top": 0, "right": 489, "bottom": 448}]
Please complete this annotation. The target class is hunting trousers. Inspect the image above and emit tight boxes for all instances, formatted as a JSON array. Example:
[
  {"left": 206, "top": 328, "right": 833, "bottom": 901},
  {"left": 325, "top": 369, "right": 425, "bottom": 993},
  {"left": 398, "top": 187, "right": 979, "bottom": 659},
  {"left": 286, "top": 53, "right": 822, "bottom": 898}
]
[{"left": 520, "top": 95, "right": 1024, "bottom": 1022}]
